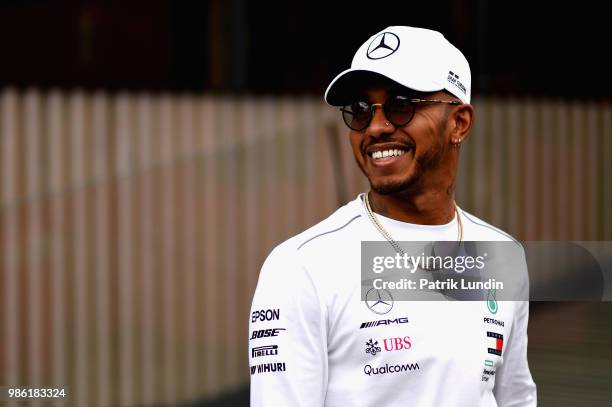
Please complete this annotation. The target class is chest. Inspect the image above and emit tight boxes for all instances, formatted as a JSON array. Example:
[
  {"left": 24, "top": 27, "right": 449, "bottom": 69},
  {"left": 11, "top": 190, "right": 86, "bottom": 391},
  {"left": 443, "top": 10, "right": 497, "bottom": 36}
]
[{"left": 326, "top": 290, "right": 514, "bottom": 383}]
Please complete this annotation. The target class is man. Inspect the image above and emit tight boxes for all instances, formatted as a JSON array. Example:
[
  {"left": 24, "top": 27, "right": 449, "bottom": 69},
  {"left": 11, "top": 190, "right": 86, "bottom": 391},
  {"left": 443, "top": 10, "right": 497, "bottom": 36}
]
[{"left": 249, "top": 26, "right": 536, "bottom": 406}]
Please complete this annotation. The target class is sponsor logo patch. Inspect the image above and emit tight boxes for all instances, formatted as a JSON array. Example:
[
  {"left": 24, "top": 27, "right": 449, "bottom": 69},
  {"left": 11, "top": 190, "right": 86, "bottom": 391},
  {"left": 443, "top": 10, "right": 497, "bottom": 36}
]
[
  {"left": 366, "top": 32, "right": 400, "bottom": 60},
  {"left": 482, "top": 360, "right": 497, "bottom": 382},
  {"left": 250, "top": 328, "right": 286, "bottom": 340},
  {"left": 447, "top": 71, "right": 467, "bottom": 95},
  {"left": 360, "top": 317, "right": 409, "bottom": 329},
  {"left": 251, "top": 309, "right": 280, "bottom": 323},
  {"left": 486, "top": 289, "right": 498, "bottom": 314},
  {"left": 365, "top": 288, "right": 393, "bottom": 315},
  {"left": 483, "top": 317, "right": 505, "bottom": 327},
  {"left": 365, "top": 336, "right": 412, "bottom": 356},
  {"left": 250, "top": 362, "right": 286, "bottom": 375},
  {"left": 487, "top": 331, "right": 504, "bottom": 356},
  {"left": 363, "top": 362, "right": 420, "bottom": 376},
  {"left": 251, "top": 345, "right": 279, "bottom": 358},
  {"left": 365, "top": 339, "right": 382, "bottom": 356}
]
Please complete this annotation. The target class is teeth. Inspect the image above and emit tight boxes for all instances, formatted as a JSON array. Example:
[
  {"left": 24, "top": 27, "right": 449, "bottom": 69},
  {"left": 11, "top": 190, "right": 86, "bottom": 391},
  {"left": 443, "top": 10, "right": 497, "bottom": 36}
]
[{"left": 371, "top": 149, "right": 407, "bottom": 159}]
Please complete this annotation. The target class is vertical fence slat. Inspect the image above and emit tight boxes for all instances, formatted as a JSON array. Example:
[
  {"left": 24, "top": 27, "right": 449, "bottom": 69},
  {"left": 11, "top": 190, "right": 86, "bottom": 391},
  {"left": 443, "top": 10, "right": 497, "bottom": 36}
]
[
  {"left": 555, "top": 101, "right": 569, "bottom": 240},
  {"left": 489, "top": 98, "right": 503, "bottom": 227},
  {"left": 242, "top": 97, "right": 259, "bottom": 337},
  {"left": 1, "top": 90, "right": 19, "bottom": 407},
  {"left": 523, "top": 100, "right": 537, "bottom": 239},
  {"left": 540, "top": 101, "right": 554, "bottom": 239},
  {"left": 221, "top": 97, "right": 239, "bottom": 388},
  {"left": 571, "top": 103, "right": 584, "bottom": 239},
  {"left": 318, "top": 103, "right": 338, "bottom": 216},
  {"left": 68, "top": 91, "right": 89, "bottom": 407},
  {"left": 587, "top": 103, "right": 599, "bottom": 240},
  {"left": 201, "top": 96, "right": 218, "bottom": 396},
  {"left": 46, "top": 91, "right": 67, "bottom": 407},
  {"left": 92, "top": 91, "right": 111, "bottom": 407},
  {"left": 115, "top": 93, "right": 135, "bottom": 406},
  {"left": 280, "top": 98, "right": 293, "bottom": 235},
  {"left": 301, "top": 100, "right": 318, "bottom": 227},
  {"left": 24, "top": 91, "right": 43, "bottom": 405},
  {"left": 179, "top": 95, "right": 198, "bottom": 398},
  {"left": 135, "top": 93, "right": 155, "bottom": 406},
  {"left": 262, "top": 98, "right": 279, "bottom": 248},
  {"left": 160, "top": 95, "right": 177, "bottom": 404},
  {"left": 506, "top": 99, "right": 520, "bottom": 238}
]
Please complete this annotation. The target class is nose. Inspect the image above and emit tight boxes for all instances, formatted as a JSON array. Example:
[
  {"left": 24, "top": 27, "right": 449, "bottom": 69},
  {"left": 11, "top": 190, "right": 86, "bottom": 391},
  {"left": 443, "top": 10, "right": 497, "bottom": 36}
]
[{"left": 367, "top": 104, "right": 394, "bottom": 137}]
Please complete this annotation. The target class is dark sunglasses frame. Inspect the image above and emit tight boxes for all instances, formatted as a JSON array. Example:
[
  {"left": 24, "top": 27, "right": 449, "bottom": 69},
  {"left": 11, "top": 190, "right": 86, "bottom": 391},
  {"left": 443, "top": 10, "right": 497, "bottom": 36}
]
[{"left": 340, "top": 97, "right": 461, "bottom": 131}]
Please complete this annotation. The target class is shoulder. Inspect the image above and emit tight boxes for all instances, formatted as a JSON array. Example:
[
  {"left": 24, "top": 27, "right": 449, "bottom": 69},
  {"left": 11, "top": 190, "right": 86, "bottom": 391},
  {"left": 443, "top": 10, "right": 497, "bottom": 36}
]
[
  {"left": 255, "top": 196, "right": 364, "bottom": 293},
  {"left": 274, "top": 196, "right": 365, "bottom": 256},
  {"left": 258, "top": 197, "right": 365, "bottom": 282},
  {"left": 457, "top": 207, "right": 520, "bottom": 244}
]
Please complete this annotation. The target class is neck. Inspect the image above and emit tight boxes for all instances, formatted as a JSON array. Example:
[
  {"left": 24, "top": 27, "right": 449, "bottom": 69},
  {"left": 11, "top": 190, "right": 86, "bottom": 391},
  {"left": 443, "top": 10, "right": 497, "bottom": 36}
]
[{"left": 367, "top": 184, "right": 456, "bottom": 225}]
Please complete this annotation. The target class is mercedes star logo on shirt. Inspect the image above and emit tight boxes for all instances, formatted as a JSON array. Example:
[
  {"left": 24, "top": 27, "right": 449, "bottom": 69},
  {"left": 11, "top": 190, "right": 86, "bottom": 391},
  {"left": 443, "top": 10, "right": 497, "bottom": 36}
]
[
  {"left": 366, "top": 32, "right": 400, "bottom": 60},
  {"left": 365, "top": 288, "right": 394, "bottom": 314}
]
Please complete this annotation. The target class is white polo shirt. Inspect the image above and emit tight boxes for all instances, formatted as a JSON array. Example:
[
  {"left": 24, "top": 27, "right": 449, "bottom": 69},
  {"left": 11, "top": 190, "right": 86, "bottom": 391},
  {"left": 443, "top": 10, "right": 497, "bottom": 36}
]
[{"left": 249, "top": 194, "right": 537, "bottom": 406}]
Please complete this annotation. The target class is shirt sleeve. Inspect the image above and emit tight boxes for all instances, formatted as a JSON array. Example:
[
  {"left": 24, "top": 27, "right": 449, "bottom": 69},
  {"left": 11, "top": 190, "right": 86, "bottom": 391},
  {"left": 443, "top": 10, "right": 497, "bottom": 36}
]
[
  {"left": 493, "top": 246, "right": 537, "bottom": 406},
  {"left": 249, "top": 246, "right": 328, "bottom": 407}
]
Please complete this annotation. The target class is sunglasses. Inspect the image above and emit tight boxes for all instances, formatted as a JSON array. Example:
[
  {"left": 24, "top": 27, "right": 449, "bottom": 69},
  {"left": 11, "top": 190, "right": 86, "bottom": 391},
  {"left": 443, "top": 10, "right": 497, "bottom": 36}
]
[{"left": 340, "top": 95, "right": 461, "bottom": 131}]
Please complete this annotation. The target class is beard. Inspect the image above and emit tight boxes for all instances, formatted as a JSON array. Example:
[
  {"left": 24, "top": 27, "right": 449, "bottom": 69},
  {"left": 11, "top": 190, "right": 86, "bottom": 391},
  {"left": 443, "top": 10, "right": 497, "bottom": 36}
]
[
  {"left": 369, "top": 173, "right": 417, "bottom": 195},
  {"left": 362, "top": 140, "right": 448, "bottom": 196}
]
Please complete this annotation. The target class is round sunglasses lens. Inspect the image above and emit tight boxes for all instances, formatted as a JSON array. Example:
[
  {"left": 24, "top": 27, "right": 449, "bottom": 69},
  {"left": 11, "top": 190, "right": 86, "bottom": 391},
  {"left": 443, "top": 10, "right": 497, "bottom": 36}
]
[
  {"left": 342, "top": 102, "right": 371, "bottom": 131},
  {"left": 385, "top": 96, "right": 415, "bottom": 126}
]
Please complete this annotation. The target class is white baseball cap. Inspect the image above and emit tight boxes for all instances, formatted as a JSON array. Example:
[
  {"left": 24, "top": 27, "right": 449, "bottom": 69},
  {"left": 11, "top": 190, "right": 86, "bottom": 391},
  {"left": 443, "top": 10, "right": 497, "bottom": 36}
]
[{"left": 324, "top": 26, "right": 471, "bottom": 105}]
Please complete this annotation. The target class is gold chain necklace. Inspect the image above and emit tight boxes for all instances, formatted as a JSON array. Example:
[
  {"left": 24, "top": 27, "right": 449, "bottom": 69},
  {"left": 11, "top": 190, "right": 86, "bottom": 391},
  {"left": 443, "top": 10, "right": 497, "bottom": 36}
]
[{"left": 363, "top": 191, "right": 463, "bottom": 256}]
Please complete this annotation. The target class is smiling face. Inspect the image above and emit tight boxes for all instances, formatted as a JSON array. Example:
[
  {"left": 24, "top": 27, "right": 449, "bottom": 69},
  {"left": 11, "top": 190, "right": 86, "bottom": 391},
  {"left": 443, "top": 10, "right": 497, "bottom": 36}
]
[{"left": 348, "top": 84, "right": 459, "bottom": 196}]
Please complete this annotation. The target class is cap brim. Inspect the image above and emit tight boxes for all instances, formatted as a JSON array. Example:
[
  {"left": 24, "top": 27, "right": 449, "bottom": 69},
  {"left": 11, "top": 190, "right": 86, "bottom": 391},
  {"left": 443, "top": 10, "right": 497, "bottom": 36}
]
[{"left": 324, "top": 69, "right": 444, "bottom": 106}]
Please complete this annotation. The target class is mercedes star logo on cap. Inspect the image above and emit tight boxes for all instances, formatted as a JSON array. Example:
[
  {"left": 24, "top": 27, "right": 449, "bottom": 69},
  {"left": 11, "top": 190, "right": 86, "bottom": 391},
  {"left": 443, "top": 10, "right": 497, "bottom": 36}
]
[
  {"left": 366, "top": 32, "right": 400, "bottom": 60},
  {"left": 365, "top": 288, "right": 394, "bottom": 314}
]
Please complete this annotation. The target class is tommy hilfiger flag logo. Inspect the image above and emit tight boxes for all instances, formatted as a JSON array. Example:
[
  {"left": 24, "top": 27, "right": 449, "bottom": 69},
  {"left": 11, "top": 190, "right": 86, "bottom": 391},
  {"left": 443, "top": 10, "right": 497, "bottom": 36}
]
[{"left": 487, "top": 331, "right": 504, "bottom": 356}]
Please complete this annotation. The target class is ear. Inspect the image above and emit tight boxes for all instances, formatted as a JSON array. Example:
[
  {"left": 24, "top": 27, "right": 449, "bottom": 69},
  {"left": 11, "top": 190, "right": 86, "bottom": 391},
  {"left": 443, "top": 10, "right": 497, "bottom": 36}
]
[{"left": 448, "top": 104, "right": 474, "bottom": 144}]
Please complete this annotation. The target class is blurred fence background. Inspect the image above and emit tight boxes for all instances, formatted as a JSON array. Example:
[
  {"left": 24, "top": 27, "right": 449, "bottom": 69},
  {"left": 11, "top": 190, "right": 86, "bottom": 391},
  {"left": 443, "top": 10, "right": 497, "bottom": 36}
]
[{"left": 1, "top": 88, "right": 611, "bottom": 406}]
